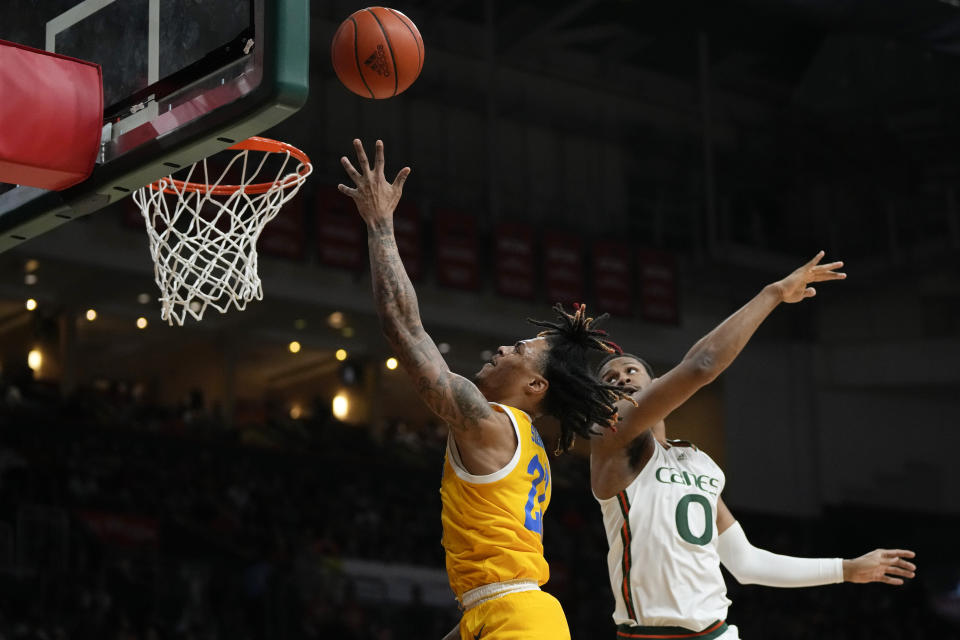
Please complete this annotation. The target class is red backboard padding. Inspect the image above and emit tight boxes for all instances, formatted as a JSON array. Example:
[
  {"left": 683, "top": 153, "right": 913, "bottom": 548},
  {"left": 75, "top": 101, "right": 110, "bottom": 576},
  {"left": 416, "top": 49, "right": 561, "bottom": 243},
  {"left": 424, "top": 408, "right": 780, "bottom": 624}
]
[{"left": 0, "top": 40, "right": 102, "bottom": 191}]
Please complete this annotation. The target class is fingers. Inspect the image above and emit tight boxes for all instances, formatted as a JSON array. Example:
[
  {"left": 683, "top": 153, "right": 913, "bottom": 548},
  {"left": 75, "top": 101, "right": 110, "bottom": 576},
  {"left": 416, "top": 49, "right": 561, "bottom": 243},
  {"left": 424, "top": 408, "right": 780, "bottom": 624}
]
[
  {"left": 810, "top": 271, "right": 846, "bottom": 282},
  {"left": 804, "top": 287, "right": 816, "bottom": 298},
  {"left": 878, "top": 549, "right": 917, "bottom": 584},
  {"left": 336, "top": 183, "right": 357, "bottom": 197},
  {"left": 884, "top": 565, "right": 915, "bottom": 579},
  {"left": 340, "top": 156, "right": 361, "bottom": 182},
  {"left": 804, "top": 250, "right": 826, "bottom": 268},
  {"left": 810, "top": 260, "right": 846, "bottom": 281},
  {"left": 374, "top": 139, "right": 385, "bottom": 176},
  {"left": 817, "top": 260, "right": 844, "bottom": 271},
  {"left": 392, "top": 166, "right": 412, "bottom": 189},
  {"left": 353, "top": 138, "right": 370, "bottom": 172},
  {"left": 884, "top": 550, "right": 917, "bottom": 574},
  {"left": 894, "top": 558, "right": 917, "bottom": 572}
]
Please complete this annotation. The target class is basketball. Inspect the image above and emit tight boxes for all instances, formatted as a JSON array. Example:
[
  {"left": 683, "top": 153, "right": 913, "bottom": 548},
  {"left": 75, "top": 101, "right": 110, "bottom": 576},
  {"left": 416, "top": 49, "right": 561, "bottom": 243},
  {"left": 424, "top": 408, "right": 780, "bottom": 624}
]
[{"left": 331, "top": 7, "right": 424, "bottom": 99}]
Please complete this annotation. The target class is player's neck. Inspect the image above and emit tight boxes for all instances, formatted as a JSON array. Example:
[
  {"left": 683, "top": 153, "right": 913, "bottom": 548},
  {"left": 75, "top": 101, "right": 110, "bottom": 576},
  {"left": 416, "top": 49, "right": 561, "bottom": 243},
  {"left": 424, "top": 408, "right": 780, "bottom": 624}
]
[{"left": 488, "top": 391, "right": 539, "bottom": 417}]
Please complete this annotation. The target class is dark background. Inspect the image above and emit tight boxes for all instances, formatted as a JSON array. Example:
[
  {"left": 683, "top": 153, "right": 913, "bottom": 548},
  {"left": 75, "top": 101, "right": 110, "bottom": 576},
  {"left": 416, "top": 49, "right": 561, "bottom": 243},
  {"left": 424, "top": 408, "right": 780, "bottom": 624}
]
[{"left": 0, "top": 0, "right": 958, "bottom": 638}]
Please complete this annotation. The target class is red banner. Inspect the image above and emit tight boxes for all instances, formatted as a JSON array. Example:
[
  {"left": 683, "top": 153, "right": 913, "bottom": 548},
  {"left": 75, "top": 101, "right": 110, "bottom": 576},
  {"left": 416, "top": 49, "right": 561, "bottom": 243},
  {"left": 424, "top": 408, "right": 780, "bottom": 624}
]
[
  {"left": 638, "top": 249, "right": 679, "bottom": 324},
  {"left": 316, "top": 186, "right": 365, "bottom": 270},
  {"left": 259, "top": 191, "right": 306, "bottom": 259},
  {"left": 77, "top": 510, "right": 159, "bottom": 547},
  {"left": 494, "top": 222, "right": 535, "bottom": 299},
  {"left": 593, "top": 240, "right": 633, "bottom": 317},
  {"left": 543, "top": 232, "right": 583, "bottom": 306},
  {"left": 434, "top": 209, "right": 479, "bottom": 290},
  {"left": 394, "top": 201, "right": 422, "bottom": 281}
]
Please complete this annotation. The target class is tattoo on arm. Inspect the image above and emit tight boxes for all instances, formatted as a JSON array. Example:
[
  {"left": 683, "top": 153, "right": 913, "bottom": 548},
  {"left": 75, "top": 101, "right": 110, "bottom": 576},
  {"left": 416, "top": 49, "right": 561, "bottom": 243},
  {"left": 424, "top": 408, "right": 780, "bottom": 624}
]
[
  {"left": 368, "top": 225, "right": 421, "bottom": 334},
  {"left": 415, "top": 374, "right": 490, "bottom": 430},
  {"left": 449, "top": 375, "right": 491, "bottom": 430},
  {"left": 367, "top": 224, "right": 493, "bottom": 431}
]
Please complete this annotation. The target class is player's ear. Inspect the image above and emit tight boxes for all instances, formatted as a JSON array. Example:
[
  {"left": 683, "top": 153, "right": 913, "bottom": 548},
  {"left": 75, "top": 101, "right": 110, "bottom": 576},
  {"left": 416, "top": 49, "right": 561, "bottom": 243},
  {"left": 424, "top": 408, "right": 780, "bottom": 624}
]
[{"left": 527, "top": 374, "right": 547, "bottom": 397}]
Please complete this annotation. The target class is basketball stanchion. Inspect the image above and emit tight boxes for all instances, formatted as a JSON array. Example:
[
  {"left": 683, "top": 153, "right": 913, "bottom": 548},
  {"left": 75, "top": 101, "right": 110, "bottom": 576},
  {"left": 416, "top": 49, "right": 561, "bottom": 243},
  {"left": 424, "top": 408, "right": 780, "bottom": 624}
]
[{"left": 132, "top": 137, "right": 312, "bottom": 326}]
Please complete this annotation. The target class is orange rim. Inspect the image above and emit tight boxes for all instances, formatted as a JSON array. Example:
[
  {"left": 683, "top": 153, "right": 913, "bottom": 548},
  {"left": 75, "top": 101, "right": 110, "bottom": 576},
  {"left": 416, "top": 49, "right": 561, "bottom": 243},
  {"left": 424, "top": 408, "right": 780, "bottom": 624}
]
[{"left": 147, "top": 137, "right": 312, "bottom": 195}]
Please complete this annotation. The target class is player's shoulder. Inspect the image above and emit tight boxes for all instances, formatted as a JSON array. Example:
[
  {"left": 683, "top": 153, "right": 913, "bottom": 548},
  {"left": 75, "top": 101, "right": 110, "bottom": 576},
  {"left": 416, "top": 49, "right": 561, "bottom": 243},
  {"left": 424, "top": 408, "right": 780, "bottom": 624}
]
[
  {"left": 665, "top": 439, "right": 721, "bottom": 467},
  {"left": 665, "top": 437, "right": 699, "bottom": 451},
  {"left": 489, "top": 402, "right": 532, "bottom": 431},
  {"left": 490, "top": 401, "right": 524, "bottom": 415}
]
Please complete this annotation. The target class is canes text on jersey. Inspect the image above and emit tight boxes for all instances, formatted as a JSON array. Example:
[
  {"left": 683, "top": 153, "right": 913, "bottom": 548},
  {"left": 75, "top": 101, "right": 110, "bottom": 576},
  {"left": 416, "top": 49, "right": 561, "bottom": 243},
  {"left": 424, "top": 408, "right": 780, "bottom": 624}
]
[{"left": 655, "top": 467, "right": 720, "bottom": 495}]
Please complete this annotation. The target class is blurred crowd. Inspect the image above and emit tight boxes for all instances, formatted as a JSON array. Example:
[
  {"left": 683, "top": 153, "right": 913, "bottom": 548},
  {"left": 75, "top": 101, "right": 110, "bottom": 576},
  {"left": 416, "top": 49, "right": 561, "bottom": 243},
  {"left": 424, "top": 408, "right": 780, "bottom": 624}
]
[{"left": 0, "top": 374, "right": 956, "bottom": 640}]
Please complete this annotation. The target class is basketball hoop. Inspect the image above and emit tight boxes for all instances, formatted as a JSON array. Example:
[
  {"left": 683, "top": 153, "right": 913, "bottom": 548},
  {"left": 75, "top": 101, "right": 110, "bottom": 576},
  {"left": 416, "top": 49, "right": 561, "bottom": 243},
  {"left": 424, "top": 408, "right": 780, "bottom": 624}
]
[{"left": 132, "top": 137, "right": 312, "bottom": 326}]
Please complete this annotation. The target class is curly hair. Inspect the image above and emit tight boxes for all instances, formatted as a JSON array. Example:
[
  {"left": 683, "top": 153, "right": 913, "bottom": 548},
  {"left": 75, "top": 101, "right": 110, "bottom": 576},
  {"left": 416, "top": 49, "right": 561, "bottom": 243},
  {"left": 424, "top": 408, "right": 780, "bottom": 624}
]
[{"left": 527, "top": 304, "right": 634, "bottom": 454}]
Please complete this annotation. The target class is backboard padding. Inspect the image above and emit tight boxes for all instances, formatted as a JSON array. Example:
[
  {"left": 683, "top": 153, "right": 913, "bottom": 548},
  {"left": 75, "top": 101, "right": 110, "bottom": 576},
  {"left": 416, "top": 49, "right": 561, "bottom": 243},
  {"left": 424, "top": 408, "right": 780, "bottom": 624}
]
[{"left": 0, "top": 0, "right": 308, "bottom": 252}]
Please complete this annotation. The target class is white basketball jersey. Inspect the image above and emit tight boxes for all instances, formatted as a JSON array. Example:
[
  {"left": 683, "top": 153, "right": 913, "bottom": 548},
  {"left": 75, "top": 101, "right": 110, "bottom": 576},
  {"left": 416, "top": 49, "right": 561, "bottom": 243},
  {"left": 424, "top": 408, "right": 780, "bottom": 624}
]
[{"left": 597, "top": 439, "right": 730, "bottom": 630}]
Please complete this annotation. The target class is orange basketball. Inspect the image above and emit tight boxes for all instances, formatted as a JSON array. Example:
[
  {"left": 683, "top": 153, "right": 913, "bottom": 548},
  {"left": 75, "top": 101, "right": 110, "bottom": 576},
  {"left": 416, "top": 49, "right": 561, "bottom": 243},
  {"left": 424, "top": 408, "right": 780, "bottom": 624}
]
[{"left": 331, "top": 7, "right": 424, "bottom": 99}]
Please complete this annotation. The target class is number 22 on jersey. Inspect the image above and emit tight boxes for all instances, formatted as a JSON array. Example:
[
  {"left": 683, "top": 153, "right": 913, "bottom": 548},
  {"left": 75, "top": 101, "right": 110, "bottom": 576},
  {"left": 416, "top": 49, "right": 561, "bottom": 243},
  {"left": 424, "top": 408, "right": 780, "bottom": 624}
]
[{"left": 523, "top": 454, "right": 549, "bottom": 534}]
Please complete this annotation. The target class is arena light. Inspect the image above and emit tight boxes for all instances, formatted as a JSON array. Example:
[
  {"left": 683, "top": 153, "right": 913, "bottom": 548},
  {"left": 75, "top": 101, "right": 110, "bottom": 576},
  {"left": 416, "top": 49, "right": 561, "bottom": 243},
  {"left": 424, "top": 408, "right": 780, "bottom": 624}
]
[
  {"left": 24, "top": 274, "right": 37, "bottom": 286},
  {"left": 27, "top": 348, "right": 42, "bottom": 371},
  {"left": 288, "top": 340, "right": 301, "bottom": 354},
  {"left": 25, "top": 298, "right": 37, "bottom": 311},
  {"left": 289, "top": 404, "right": 303, "bottom": 420},
  {"left": 85, "top": 309, "right": 97, "bottom": 321},
  {"left": 137, "top": 293, "right": 151, "bottom": 304},
  {"left": 335, "top": 348, "right": 348, "bottom": 361},
  {"left": 385, "top": 357, "right": 398, "bottom": 370},
  {"left": 24, "top": 259, "right": 39, "bottom": 273},
  {"left": 136, "top": 317, "right": 148, "bottom": 329},
  {"left": 327, "top": 311, "right": 345, "bottom": 329},
  {"left": 332, "top": 392, "right": 349, "bottom": 420}
]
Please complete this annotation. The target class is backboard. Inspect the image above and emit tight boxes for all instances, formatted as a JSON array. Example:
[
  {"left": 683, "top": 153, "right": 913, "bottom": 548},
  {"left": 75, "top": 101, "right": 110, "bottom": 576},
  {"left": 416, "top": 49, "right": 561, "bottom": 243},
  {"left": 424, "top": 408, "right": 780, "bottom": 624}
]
[{"left": 0, "top": 0, "right": 309, "bottom": 252}]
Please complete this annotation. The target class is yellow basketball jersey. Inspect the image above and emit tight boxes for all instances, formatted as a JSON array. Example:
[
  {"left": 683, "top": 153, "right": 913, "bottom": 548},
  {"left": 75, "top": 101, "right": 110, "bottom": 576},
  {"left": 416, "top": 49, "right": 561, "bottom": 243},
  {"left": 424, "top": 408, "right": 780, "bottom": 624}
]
[{"left": 440, "top": 402, "right": 553, "bottom": 599}]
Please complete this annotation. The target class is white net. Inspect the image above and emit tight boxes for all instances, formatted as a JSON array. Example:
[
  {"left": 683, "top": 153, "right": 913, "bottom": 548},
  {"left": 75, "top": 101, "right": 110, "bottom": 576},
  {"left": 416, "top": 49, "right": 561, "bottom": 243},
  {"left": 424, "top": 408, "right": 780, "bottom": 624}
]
[{"left": 132, "top": 139, "right": 312, "bottom": 326}]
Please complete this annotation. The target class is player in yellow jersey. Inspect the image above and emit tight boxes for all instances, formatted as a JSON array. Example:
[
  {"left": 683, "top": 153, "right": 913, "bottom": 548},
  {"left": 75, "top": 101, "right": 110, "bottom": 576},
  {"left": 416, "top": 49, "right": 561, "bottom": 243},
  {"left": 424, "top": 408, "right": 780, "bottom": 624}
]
[{"left": 338, "top": 139, "right": 630, "bottom": 640}]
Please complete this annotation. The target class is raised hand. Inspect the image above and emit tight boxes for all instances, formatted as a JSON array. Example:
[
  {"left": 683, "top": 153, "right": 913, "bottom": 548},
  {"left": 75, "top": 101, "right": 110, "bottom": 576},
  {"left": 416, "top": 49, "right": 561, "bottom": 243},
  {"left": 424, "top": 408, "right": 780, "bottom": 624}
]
[
  {"left": 338, "top": 139, "right": 411, "bottom": 229},
  {"left": 774, "top": 251, "right": 846, "bottom": 303},
  {"left": 843, "top": 549, "right": 916, "bottom": 585}
]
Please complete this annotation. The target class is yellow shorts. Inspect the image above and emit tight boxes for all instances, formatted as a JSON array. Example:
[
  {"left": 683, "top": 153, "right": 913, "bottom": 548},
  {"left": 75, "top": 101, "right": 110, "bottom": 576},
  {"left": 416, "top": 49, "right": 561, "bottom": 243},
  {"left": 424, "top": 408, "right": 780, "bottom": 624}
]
[{"left": 459, "top": 590, "right": 570, "bottom": 640}]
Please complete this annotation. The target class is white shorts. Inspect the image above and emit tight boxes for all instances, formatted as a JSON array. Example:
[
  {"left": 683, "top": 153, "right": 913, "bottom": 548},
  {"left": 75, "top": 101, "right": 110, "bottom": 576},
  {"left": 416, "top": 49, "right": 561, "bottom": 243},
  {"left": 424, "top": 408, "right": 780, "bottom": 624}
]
[{"left": 718, "top": 625, "right": 740, "bottom": 640}]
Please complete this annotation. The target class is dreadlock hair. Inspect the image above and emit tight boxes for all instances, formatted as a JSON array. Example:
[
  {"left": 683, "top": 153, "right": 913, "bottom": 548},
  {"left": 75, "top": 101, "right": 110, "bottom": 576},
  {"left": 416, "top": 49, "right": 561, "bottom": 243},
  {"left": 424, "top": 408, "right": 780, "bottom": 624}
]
[
  {"left": 597, "top": 352, "right": 656, "bottom": 380},
  {"left": 527, "top": 303, "right": 635, "bottom": 455}
]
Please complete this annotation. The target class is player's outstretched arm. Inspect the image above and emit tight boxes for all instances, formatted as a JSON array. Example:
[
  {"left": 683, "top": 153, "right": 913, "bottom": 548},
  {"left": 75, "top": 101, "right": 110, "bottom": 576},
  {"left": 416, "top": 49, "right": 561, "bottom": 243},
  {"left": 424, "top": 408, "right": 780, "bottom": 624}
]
[
  {"left": 339, "top": 139, "right": 498, "bottom": 436},
  {"left": 615, "top": 251, "right": 845, "bottom": 439},
  {"left": 716, "top": 498, "right": 916, "bottom": 587}
]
